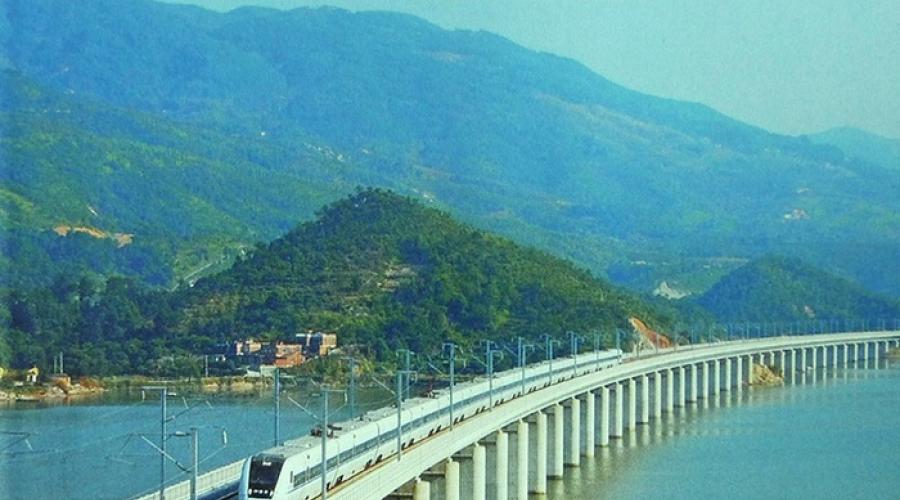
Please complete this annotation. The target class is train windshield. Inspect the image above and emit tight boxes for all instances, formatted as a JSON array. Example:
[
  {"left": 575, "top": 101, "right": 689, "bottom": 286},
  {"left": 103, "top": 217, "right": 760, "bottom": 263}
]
[{"left": 248, "top": 454, "right": 285, "bottom": 497}]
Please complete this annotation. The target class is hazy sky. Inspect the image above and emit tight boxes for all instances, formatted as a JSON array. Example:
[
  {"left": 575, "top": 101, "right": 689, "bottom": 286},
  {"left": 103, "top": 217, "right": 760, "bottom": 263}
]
[{"left": 167, "top": 0, "right": 900, "bottom": 139}]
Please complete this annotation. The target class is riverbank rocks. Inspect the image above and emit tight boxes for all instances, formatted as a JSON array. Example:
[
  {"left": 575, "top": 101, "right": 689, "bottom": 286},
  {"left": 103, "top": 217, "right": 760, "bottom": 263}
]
[{"left": 751, "top": 363, "right": 784, "bottom": 386}]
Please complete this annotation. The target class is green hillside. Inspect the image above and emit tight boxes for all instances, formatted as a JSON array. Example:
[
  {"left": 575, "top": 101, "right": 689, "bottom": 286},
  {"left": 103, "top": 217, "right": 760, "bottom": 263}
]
[
  {"left": 0, "top": 71, "right": 365, "bottom": 286},
  {"left": 3, "top": 0, "right": 900, "bottom": 297},
  {"left": 1, "top": 190, "right": 671, "bottom": 375},
  {"left": 695, "top": 256, "right": 900, "bottom": 322}
]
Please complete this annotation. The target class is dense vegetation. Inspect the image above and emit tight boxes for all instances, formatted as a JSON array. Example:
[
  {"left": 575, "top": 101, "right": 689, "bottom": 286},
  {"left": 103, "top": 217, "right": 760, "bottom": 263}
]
[
  {"left": 0, "top": 190, "right": 672, "bottom": 376},
  {"left": 3, "top": 0, "right": 899, "bottom": 297},
  {"left": 695, "top": 256, "right": 900, "bottom": 322}
]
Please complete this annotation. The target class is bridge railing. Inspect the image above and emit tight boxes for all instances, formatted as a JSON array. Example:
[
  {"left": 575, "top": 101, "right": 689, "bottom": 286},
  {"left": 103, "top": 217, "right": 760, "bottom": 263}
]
[{"left": 131, "top": 459, "right": 242, "bottom": 500}]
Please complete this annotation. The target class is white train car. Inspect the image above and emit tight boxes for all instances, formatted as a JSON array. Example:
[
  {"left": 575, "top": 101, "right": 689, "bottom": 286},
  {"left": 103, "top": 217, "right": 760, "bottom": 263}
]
[{"left": 239, "top": 348, "right": 622, "bottom": 499}]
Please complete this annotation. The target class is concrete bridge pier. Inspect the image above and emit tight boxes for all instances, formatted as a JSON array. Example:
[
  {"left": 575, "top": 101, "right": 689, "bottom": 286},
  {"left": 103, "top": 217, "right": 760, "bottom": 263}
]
[
  {"left": 600, "top": 387, "right": 610, "bottom": 446},
  {"left": 628, "top": 379, "right": 637, "bottom": 431},
  {"left": 735, "top": 356, "right": 743, "bottom": 391},
  {"left": 531, "top": 412, "right": 547, "bottom": 494},
  {"left": 472, "top": 443, "right": 486, "bottom": 500},
  {"left": 516, "top": 420, "right": 528, "bottom": 500},
  {"left": 677, "top": 366, "right": 686, "bottom": 406},
  {"left": 863, "top": 342, "right": 869, "bottom": 363},
  {"left": 843, "top": 344, "right": 849, "bottom": 368},
  {"left": 445, "top": 459, "right": 460, "bottom": 500},
  {"left": 687, "top": 365, "right": 697, "bottom": 403},
  {"left": 639, "top": 375, "right": 649, "bottom": 424},
  {"left": 800, "top": 348, "right": 807, "bottom": 371},
  {"left": 745, "top": 355, "right": 753, "bottom": 386},
  {"left": 724, "top": 359, "right": 732, "bottom": 393},
  {"left": 584, "top": 393, "right": 595, "bottom": 457},
  {"left": 495, "top": 430, "right": 508, "bottom": 500},
  {"left": 413, "top": 477, "right": 430, "bottom": 500},
  {"left": 811, "top": 347, "right": 819, "bottom": 383},
  {"left": 713, "top": 360, "right": 721, "bottom": 395},
  {"left": 665, "top": 369, "right": 674, "bottom": 412},
  {"left": 567, "top": 398, "right": 580, "bottom": 467},
  {"left": 874, "top": 342, "right": 880, "bottom": 365},
  {"left": 551, "top": 404, "right": 564, "bottom": 477},
  {"left": 653, "top": 372, "right": 662, "bottom": 419},
  {"left": 613, "top": 383, "right": 623, "bottom": 438},
  {"left": 778, "top": 351, "right": 786, "bottom": 373},
  {"left": 701, "top": 362, "right": 710, "bottom": 400},
  {"left": 789, "top": 350, "right": 796, "bottom": 384}
]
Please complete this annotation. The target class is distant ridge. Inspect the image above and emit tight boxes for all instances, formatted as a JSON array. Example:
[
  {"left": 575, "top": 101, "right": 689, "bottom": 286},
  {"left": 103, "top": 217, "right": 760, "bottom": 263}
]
[
  {"left": 695, "top": 256, "right": 900, "bottom": 322},
  {"left": 807, "top": 126, "right": 900, "bottom": 171}
]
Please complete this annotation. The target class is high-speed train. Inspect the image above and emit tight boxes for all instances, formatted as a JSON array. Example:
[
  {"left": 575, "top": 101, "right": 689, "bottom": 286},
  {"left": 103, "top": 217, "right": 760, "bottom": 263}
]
[{"left": 239, "top": 348, "right": 623, "bottom": 500}]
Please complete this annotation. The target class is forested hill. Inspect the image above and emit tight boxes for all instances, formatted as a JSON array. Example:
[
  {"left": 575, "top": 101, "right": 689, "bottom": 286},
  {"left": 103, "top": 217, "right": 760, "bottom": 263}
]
[
  {"left": 1, "top": 190, "right": 671, "bottom": 375},
  {"left": 181, "top": 189, "right": 670, "bottom": 358},
  {"left": 695, "top": 256, "right": 900, "bottom": 322},
  {"left": 4, "top": 0, "right": 900, "bottom": 297}
]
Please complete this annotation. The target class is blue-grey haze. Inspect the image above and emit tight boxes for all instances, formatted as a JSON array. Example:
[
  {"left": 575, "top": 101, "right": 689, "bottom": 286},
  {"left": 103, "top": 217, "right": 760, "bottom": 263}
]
[{"left": 163, "top": 0, "right": 900, "bottom": 140}]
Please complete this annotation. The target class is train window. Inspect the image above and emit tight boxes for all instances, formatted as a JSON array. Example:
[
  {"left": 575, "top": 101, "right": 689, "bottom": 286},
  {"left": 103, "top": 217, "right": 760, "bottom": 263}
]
[{"left": 248, "top": 454, "right": 285, "bottom": 497}]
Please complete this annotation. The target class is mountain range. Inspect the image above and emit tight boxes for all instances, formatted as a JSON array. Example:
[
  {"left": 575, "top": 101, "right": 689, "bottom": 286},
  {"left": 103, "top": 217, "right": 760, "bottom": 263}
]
[{"left": 2, "top": 0, "right": 899, "bottom": 298}]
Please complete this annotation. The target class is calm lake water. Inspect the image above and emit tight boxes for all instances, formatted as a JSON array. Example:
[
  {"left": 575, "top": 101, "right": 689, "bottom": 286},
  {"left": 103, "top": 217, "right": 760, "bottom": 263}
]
[
  {"left": 2, "top": 362, "right": 898, "bottom": 499},
  {"left": 0, "top": 385, "right": 391, "bottom": 499}
]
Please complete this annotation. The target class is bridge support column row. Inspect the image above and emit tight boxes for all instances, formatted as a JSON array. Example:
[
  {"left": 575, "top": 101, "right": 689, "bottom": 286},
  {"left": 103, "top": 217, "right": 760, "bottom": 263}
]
[
  {"left": 736, "top": 356, "right": 743, "bottom": 391},
  {"left": 677, "top": 366, "right": 686, "bottom": 406}
]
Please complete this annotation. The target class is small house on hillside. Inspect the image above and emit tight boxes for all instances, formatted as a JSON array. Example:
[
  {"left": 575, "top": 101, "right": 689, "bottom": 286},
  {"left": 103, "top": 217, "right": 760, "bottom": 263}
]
[{"left": 25, "top": 366, "right": 39, "bottom": 384}]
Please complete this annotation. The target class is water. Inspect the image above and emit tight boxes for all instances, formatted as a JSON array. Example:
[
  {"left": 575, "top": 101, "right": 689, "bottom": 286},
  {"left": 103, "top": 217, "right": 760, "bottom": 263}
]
[
  {"left": 552, "top": 361, "right": 900, "bottom": 500},
  {"left": 0, "top": 386, "right": 392, "bottom": 499}
]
